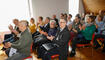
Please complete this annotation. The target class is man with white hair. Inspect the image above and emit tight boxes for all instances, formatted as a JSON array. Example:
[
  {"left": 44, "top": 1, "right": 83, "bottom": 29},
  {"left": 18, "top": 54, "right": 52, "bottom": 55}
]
[{"left": 5, "top": 20, "right": 33, "bottom": 60}]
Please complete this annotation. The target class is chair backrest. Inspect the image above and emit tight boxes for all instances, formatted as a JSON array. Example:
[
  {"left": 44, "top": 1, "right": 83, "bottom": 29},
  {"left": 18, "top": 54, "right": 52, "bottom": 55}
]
[
  {"left": 91, "top": 33, "right": 95, "bottom": 45},
  {"left": 30, "top": 43, "right": 33, "bottom": 53}
]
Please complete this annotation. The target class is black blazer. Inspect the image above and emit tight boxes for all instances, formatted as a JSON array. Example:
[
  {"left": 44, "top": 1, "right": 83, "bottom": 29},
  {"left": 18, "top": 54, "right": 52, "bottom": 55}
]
[
  {"left": 43, "top": 23, "right": 50, "bottom": 33},
  {"left": 53, "top": 26, "right": 70, "bottom": 59}
]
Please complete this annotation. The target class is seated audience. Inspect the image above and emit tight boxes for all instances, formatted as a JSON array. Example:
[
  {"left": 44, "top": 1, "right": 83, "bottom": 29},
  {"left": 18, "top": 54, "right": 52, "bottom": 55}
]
[
  {"left": 29, "top": 18, "right": 37, "bottom": 34},
  {"left": 37, "top": 16, "right": 44, "bottom": 32},
  {"left": 1, "top": 19, "right": 21, "bottom": 51},
  {"left": 64, "top": 13, "right": 68, "bottom": 21},
  {"left": 67, "top": 14, "right": 72, "bottom": 26},
  {"left": 4, "top": 20, "right": 33, "bottom": 60},
  {"left": 69, "top": 15, "right": 81, "bottom": 35},
  {"left": 81, "top": 13, "right": 85, "bottom": 21},
  {"left": 96, "top": 10, "right": 105, "bottom": 23},
  {"left": 43, "top": 17, "right": 50, "bottom": 33},
  {"left": 52, "top": 15, "right": 59, "bottom": 27},
  {"left": 95, "top": 15, "right": 104, "bottom": 34},
  {"left": 41, "top": 19, "right": 70, "bottom": 60},
  {"left": 47, "top": 20, "right": 57, "bottom": 36},
  {"left": 69, "top": 15, "right": 96, "bottom": 57},
  {"left": 60, "top": 13, "right": 64, "bottom": 19},
  {"left": 94, "top": 15, "right": 105, "bottom": 52},
  {"left": 94, "top": 23, "right": 105, "bottom": 52}
]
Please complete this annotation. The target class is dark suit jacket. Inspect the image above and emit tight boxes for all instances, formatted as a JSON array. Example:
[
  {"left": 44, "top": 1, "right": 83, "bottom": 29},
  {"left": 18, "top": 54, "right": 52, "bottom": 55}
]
[
  {"left": 43, "top": 23, "right": 50, "bottom": 33},
  {"left": 53, "top": 26, "right": 70, "bottom": 60}
]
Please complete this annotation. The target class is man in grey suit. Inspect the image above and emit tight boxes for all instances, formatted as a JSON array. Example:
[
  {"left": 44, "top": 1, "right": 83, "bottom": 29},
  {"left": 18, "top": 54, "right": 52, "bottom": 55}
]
[{"left": 5, "top": 20, "right": 33, "bottom": 60}]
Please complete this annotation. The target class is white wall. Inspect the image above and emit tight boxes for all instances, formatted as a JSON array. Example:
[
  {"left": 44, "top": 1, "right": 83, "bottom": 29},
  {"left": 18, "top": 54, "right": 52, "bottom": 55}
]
[
  {"left": 79, "top": 0, "right": 85, "bottom": 15},
  {"left": 31, "top": 0, "right": 69, "bottom": 21}
]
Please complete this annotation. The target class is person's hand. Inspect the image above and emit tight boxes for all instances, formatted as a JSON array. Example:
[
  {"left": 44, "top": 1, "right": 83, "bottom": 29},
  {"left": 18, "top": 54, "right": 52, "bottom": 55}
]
[
  {"left": 8, "top": 24, "right": 13, "bottom": 31},
  {"left": 12, "top": 30, "right": 19, "bottom": 35},
  {"left": 79, "top": 24, "right": 82, "bottom": 31},
  {"left": 43, "top": 32, "right": 48, "bottom": 36},
  {"left": 82, "top": 24, "right": 86, "bottom": 30},
  {"left": 47, "top": 36, "right": 54, "bottom": 41},
  {"left": 72, "top": 28, "right": 77, "bottom": 33}
]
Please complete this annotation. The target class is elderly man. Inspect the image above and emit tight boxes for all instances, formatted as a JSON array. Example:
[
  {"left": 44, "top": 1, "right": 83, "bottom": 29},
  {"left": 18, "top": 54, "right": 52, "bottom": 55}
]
[
  {"left": 41, "top": 19, "right": 70, "bottom": 60},
  {"left": 5, "top": 20, "right": 33, "bottom": 60}
]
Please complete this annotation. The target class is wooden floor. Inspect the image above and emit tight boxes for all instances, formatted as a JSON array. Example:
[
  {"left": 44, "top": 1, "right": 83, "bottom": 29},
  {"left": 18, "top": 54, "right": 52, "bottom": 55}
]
[
  {"left": 0, "top": 32, "right": 105, "bottom": 60},
  {"left": 0, "top": 44, "right": 105, "bottom": 60}
]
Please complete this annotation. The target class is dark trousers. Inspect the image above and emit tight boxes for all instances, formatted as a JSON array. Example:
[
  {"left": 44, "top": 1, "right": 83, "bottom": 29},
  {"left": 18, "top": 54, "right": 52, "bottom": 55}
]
[
  {"left": 4, "top": 34, "right": 13, "bottom": 40},
  {"left": 94, "top": 34, "right": 105, "bottom": 50},
  {"left": 5, "top": 48, "right": 29, "bottom": 60},
  {"left": 3, "top": 36, "right": 14, "bottom": 44},
  {"left": 6, "top": 53, "right": 29, "bottom": 60},
  {"left": 71, "top": 34, "right": 91, "bottom": 51},
  {"left": 38, "top": 45, "right": 68, "bottom": 60}
]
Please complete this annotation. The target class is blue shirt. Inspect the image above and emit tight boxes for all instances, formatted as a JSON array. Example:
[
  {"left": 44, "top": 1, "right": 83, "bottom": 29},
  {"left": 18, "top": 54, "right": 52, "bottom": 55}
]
[{"left": 96, "top": 21, "right": 104, "bottom": 34}]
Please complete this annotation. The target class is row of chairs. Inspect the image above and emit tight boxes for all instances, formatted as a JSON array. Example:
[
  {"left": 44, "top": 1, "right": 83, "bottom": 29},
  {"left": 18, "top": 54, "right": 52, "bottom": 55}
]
[{"left": 24, "top": 33, "right": 104, "bottom": 60}]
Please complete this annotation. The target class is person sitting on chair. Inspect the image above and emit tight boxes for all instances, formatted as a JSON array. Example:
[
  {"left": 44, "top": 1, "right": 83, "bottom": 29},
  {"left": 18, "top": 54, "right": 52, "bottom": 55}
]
[
  {"left": 69, "top": 15, "right": 96, "bottom": 57},
  {"left": 4, "top": 20, "right": 33, "bottom": 60},
  {"left": 41, "top": 18, "right": 70, "bottom": 60},
  {"left": 1, "top": 19, "right": 21, "bottom": 51}
]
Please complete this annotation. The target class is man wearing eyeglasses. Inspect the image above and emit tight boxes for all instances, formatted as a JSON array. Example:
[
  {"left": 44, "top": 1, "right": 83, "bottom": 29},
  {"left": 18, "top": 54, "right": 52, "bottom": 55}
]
[{"left": 42, "top": 19, "right": 70, "bottom": 60}]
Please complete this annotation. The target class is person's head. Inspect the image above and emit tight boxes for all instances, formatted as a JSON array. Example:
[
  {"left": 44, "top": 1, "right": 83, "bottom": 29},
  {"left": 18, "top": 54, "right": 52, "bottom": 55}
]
[
  {"left": 99, "top": 10, "right": 104, "bottom": 15},
  {"left": 13, "top": 19, "right": 19, "bottom": 26},
  {"left": 50, "top": 20, "right": 56, "bottom": 28},
  {"left": 38, "top": 16, "right": 43, "bottom": 23},
  {"left": 90, "top": 12, "right": 94, "bottom": 16},
  {"left": 97, "top": 15, "right": 103, "bottom": 22},
  {"left": 19, "top": 20, "right": 28, "bottom": 32},
  {"left": 45, "top": 17, "right": 50, "bottom": 24},
  {"left": 82, "top": 13, "right": 85, "bottom": 17},
  {"left": 30, "top": 18, "right": 35, "bottom": 24},
  {"left": 64, "top": 13, "right": 67, "bottom": 18},
  {"left": 52, "top": 15, "right": 56, "bottom": 19},
  {"left": 86, "top": 15, "right": 94, "bottom": 23},
  {"left": 76, "top": 14, "right": 80, "bottom": 18},
  {"left": 74, "top": 16, "right": 80, "bottom": 23},
  {"left": 59, "top": 19, "right": 67, "bottom": 29},
  {"left": 60, "top": 13, "right": 64, "bottom": 19},
  {"left": 67, "top": 14, "right": 72, "bottom": 20}
]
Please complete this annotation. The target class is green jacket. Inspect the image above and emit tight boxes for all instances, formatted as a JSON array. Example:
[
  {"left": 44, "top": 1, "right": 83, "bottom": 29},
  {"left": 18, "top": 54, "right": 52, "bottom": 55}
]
[
  {"left": 11, "top": 28, "right": 33, "bottom": 56},
  {"left": 81, "top": 25, "right": 96, "bottom": 40}
]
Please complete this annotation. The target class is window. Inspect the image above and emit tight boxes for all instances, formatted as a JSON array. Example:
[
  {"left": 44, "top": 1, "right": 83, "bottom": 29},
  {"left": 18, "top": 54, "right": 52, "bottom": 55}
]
[
  {"left": 69, "top": 0, "right": 79, "bottom": 21},
  {"left": 0, "top": 0, "right": 31, "bottom": 32}
]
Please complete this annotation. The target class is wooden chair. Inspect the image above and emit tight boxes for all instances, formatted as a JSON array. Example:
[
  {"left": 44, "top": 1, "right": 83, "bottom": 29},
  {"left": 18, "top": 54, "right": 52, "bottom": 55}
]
[
  {"left": 51, "top": 37, "right": 71, "bottom": 60},
  {"left": 76, "top": 33, "right": 95, "bottom": 60}
]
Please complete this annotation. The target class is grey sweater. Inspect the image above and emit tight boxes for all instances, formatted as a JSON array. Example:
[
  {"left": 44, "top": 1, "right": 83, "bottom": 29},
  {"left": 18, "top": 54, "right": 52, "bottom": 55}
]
[{"left": 11, "top": 28, "right": 33, "bottom": 56}]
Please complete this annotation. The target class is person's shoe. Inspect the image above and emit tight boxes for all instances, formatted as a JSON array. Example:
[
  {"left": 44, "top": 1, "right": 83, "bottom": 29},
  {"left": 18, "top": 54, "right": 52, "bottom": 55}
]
[{"left": 69, "top": 51, "right": 76, "bottom": 57}]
